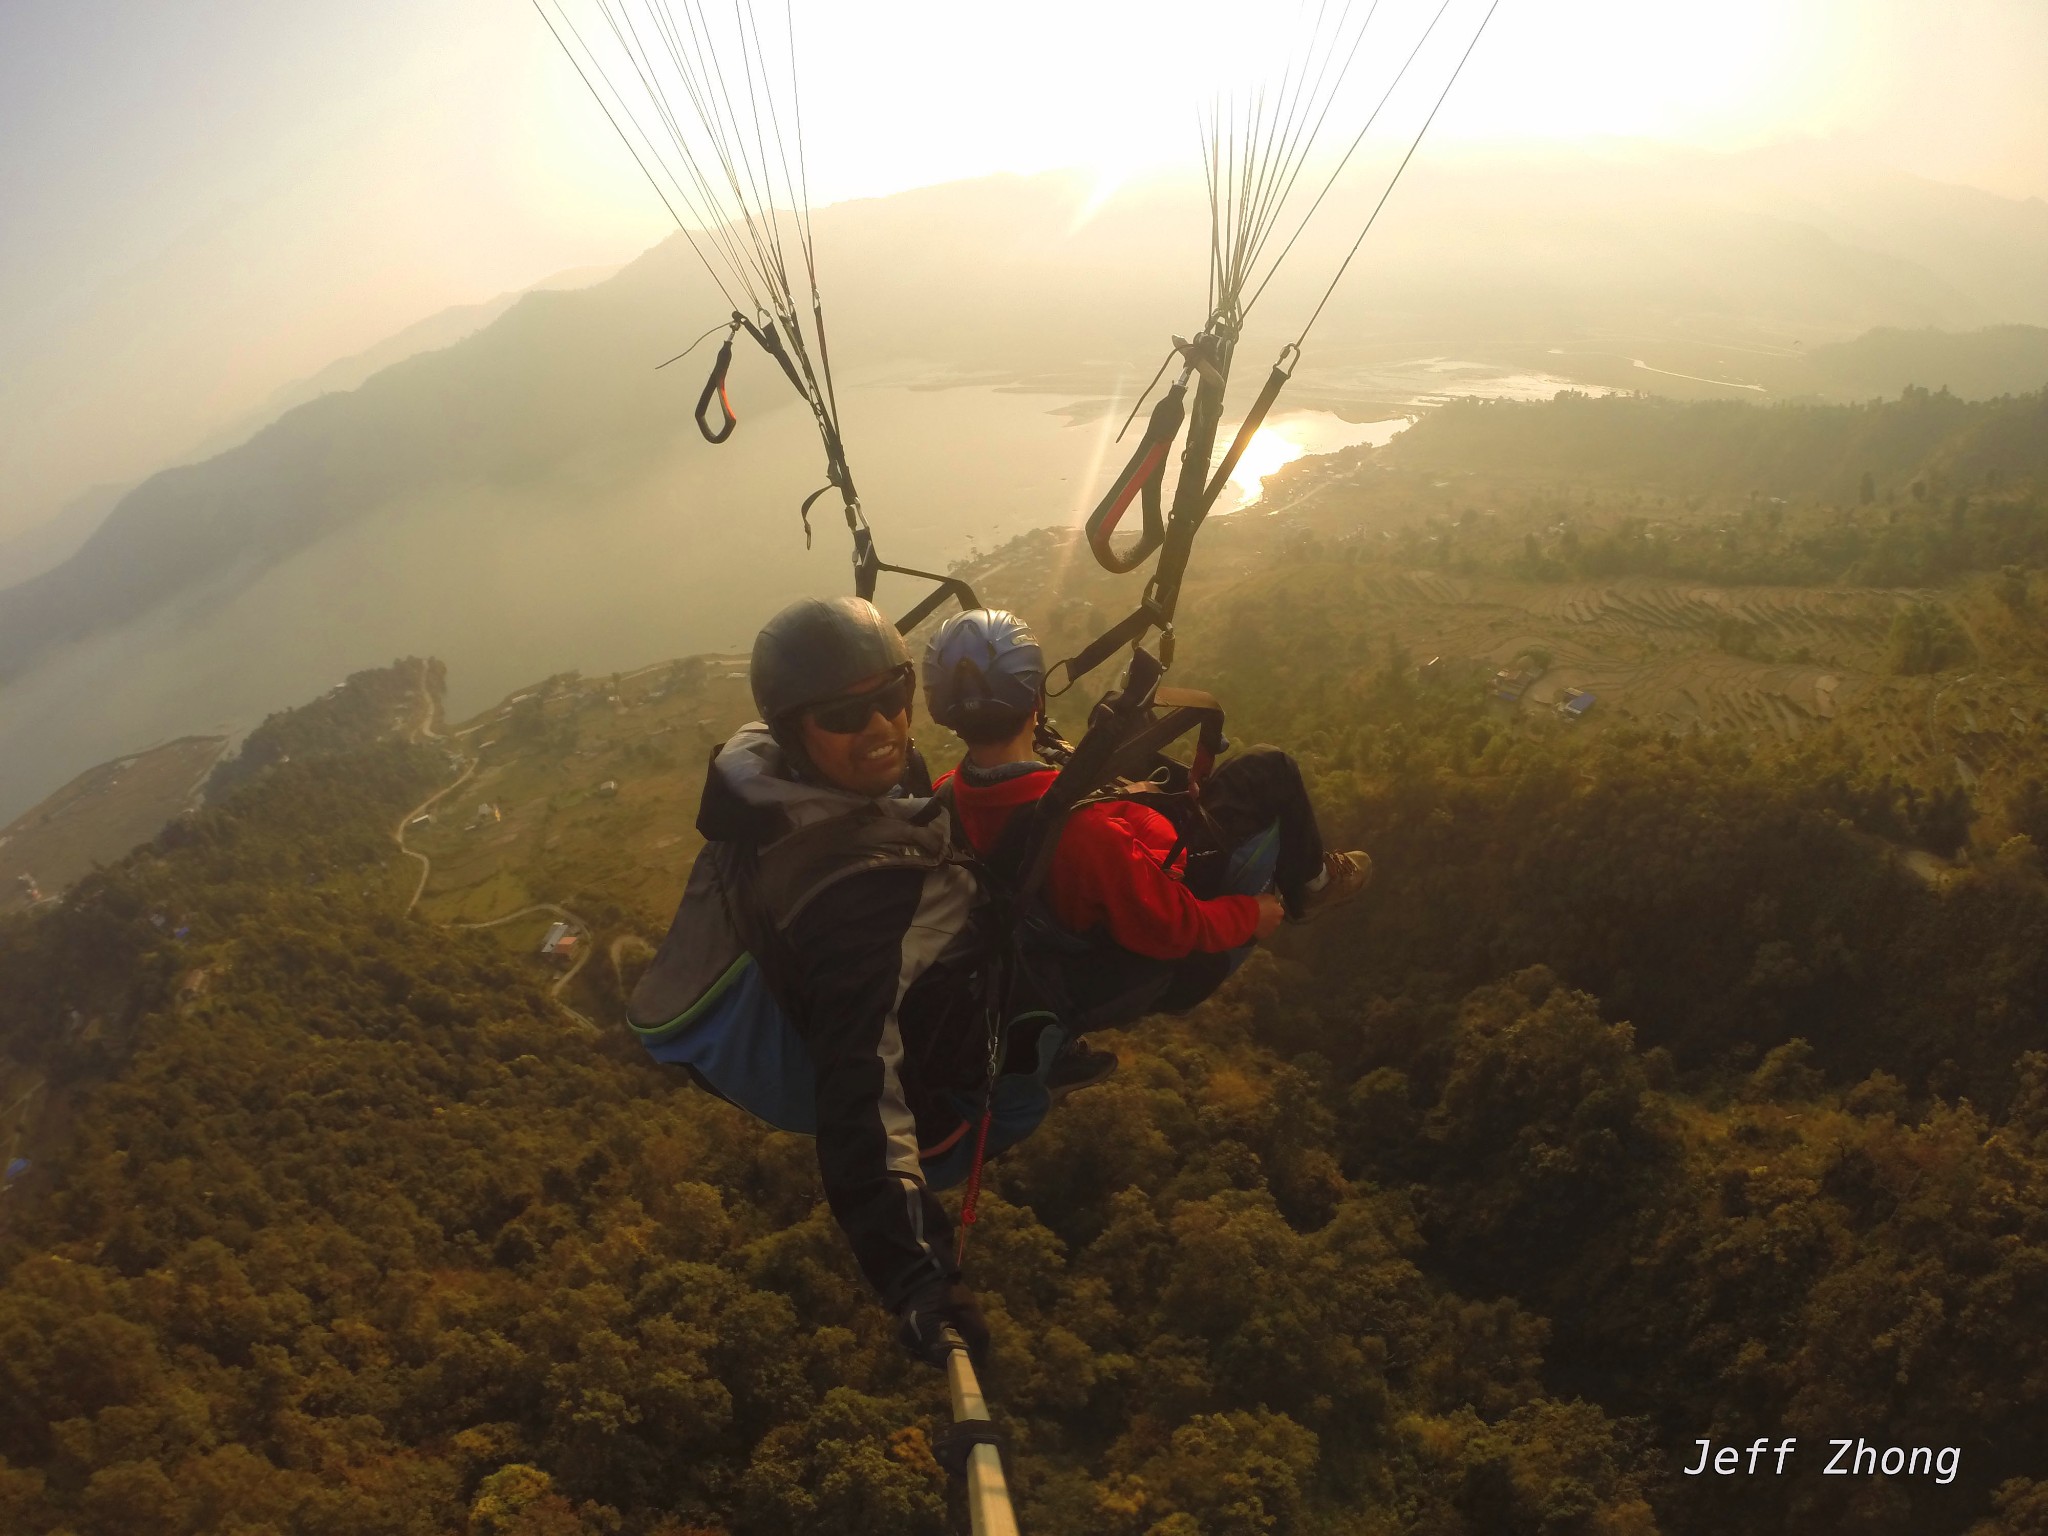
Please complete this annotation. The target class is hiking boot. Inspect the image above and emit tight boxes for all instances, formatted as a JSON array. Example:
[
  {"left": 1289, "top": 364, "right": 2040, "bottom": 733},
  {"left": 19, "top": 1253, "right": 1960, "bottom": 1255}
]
[
  {"left": 1294, "top": 850, "right": 1372, "bottom": 921},
  {"left": 1047, "top": 1038, "right": 1119, "bottom": 1099}
]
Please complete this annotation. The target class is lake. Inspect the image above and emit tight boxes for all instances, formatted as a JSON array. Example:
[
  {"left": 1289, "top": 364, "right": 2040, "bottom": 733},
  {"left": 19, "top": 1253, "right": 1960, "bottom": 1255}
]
[{"left": 0, "top": 384, "right": 1408, "bottom": 822}]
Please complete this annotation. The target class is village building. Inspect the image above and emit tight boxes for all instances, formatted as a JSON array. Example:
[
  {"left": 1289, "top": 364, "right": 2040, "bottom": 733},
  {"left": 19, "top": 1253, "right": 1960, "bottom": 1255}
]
[{"left": 1493, "top": 667, "right": 1538, "bottom": 703}]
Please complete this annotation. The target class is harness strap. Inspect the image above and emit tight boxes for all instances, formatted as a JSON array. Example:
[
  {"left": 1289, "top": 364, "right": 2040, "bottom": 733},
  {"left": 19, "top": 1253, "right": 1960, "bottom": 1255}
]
[
  {"left": 1053, "top": 346, "right": 1298, "bottom": 690},
  {"left": 1033, "top": 715, "right": 1074, "bottom": 766},
  {"left": 694, "top": 331, "right": 739, "bottom": 444},
  {"left": 832, "top": 525, "right": 984, "bottom": 630},
  {"left": 1011, "top": 651, "right": 1228, "bottom": 904},
  {"left": 736, "top": 312, "right": 809, "bottom": 400},
  {"left": 1201, "top": 354, "right": 1296, "bottom": 508},
  {"left": 849, "top": 523, "right": 880, "bottom": 599},
  {"left": 1154, "top": 685, "right": 1228, "bottom": 796},
  {"left": 938, "top": 787, "right": 1012, "bottom": 1267},
  {"left": 885, "top": 566, "right": 982, "bottom": 635},
  {"left": 954, "top": 1085, "right": 997, "bottom": 1263},
  {"left": 1046, "top": 604, "right": 1163, "bottom": 697},
  {"left": 1084, "top": 381, "right": 1186, "bottom": 574},
  {"left": 932, "top": 675, "right": 1220, "bottom": 1262},
  {"left": 798, "top": 482, "right": 837, "bottom": 550}
]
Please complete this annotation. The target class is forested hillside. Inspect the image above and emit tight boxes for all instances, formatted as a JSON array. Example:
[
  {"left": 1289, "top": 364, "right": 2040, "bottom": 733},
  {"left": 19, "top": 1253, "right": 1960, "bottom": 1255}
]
[
  {"left": 4, "top": 563, "right": 2047, "bottom": 1535},
  {"left": 204, "top": 658, "right": 447, "bottom": 804},
  {"left": 1390, "top": 387, "right": 2048, "bottom": 507}
]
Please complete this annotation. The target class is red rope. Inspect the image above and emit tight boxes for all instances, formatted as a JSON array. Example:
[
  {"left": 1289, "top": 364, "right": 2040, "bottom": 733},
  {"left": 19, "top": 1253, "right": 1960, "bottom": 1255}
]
[{"left": 953, "top": 1101, "right": 996, "bottom": 1264}]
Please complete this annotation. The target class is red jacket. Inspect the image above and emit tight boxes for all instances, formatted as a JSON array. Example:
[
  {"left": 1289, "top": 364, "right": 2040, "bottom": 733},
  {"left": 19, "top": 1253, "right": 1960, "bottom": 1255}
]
[{"left": 937, "top": 764, "right": 1259, "bottom": 959}]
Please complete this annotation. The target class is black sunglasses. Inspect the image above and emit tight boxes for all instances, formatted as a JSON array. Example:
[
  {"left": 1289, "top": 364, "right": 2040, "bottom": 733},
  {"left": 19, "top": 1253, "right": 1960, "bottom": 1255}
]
[{"left": 804, "top": 667, "right": 915, "bottom": 735}]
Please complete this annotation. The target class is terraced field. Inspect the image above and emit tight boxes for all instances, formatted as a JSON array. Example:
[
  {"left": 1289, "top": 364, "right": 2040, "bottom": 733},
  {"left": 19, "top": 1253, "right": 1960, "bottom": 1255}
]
[
  {"left": 0, "top": 734, "right": 228, "bottom": 908},
  {"left": 1223, "top": 552, "right": 2040, "bottom": 802},
  {"left": 407, "top": 657, "right": 759, "bottom": 932},
  {"left": 1338, "top": 572, "right": 1905, "bottom": 745}
]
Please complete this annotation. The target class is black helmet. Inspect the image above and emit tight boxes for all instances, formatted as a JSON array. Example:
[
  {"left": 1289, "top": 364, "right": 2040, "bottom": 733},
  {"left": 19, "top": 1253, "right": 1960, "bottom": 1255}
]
[
  {"left": 751, "top": 596, "right": 910, "bottom": 723},
  {"left": 922, "top": 609, "right": 1044, "bottom": 737}
]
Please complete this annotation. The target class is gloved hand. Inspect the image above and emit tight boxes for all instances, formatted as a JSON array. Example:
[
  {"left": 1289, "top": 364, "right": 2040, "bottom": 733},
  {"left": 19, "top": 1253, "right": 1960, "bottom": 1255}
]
[{"left": 896, "top": 1273, "right": 990, "bottom": 1371}]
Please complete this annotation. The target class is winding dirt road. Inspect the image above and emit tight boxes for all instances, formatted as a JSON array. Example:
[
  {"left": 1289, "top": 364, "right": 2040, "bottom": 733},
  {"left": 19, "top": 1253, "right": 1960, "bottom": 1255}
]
[
  {"left": 456, "top": 903, "right": 599, "bottom": 1030},
  {"left": 394, "top": 657, "right": 476, "bottom": 915},
  {"left": 395, "top": 762, "right": 477, "bottom": 916},
  {"left": 388, "top": 662, "right": 600, "bottom": 1030}
]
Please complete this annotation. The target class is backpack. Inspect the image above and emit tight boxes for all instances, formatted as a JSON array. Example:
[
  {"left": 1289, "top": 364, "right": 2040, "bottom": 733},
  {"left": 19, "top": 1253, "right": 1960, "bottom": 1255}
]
[
  {"left": 626, "top": 776, "right": 1076, "bottom": 1188},
  {"left": 627, "top": 839, "right": 818, "bottom": 1133},
  {"left": 627, "top": 804, "right": 963, "bottom": 1136}
]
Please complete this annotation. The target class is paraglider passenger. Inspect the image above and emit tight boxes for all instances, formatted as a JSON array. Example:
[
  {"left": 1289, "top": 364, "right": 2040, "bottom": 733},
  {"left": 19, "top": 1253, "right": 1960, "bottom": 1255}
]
[{"left": 925, "top": 608, "right": 1369, "bottom": 1020}]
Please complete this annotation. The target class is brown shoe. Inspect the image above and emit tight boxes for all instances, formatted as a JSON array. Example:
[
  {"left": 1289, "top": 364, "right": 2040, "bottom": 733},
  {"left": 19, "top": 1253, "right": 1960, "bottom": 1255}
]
[{"left": 1295, "top": 850, "right": 1372, "bottom": 921}]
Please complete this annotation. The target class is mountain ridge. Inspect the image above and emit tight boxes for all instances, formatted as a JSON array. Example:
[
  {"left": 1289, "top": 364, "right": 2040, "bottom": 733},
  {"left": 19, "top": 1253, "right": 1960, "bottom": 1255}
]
[
  {"left": 5, "top": 149, "right": 2048, "bottom": 830},
  {"left": 8, "top": 151, "right": 2046, "bottom": 679}
]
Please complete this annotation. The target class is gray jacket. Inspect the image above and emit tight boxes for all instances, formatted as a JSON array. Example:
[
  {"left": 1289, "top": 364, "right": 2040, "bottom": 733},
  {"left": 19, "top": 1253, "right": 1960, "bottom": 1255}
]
[{"left": 632, "top": 725, "right": 983, "bottom": 1305}]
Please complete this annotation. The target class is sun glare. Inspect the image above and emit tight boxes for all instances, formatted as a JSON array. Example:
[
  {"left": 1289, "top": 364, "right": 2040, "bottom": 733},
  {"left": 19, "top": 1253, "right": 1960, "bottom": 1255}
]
[
  {"left": 1211, "top": 413, "right": 1416, "bottom": 512},
  {"left": 1068, "top": 163, "right": 1128, "bottom": 234},
  {"left": 1226, "top": 427, "right": 1307, "bottom": 504}
]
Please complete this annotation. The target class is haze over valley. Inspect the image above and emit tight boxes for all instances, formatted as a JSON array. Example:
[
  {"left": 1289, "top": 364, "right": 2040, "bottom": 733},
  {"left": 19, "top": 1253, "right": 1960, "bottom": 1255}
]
[{"left": 4, "top": 145, "right": 2047, "bottom": 822}]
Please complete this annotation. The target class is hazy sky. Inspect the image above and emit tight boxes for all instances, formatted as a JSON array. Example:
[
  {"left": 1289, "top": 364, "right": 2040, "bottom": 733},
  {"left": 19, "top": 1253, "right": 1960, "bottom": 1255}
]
[{"left": 1, "top": 0, "right": 2043, "bottom": 543}]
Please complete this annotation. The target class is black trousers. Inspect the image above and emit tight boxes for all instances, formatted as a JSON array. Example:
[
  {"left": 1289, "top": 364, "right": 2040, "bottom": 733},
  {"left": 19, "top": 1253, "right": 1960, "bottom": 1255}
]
[{"left": 1178, "top": 744, "right": 1327, "bottom": 913}]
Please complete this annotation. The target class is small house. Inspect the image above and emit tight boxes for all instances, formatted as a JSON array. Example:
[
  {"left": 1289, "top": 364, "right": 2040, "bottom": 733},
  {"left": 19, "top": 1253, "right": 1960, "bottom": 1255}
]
[
  {"left": 540, "top": 921, "right": 569, "bottom": 955},
  {"left": 1493, "top": 668, "right": 1537, "bottom": 703},
  {"left": 1557, "top": 688, "right": 1596, "bottom": 721}
]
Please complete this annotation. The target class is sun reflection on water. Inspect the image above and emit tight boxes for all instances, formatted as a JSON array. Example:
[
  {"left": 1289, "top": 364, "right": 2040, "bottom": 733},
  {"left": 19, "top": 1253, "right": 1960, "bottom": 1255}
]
[
  {"left": 1226, "top": 428, "right": 1307, "bottom": 503},
  {"left": 1213, "top": 411, "right": 1412, "bottom": 511}
]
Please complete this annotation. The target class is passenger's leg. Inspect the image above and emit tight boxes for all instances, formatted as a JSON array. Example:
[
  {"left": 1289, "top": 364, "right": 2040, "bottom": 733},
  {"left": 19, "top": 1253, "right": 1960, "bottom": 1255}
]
[
  {"left": 1187, "top": 745, "right": 1327, "bottom": 915},
  {"left": 1056, "top": 943, "right": 1174, "bottom": 1032},
  {"left": 1154, "top": 949, "right": 1234, "bottom": 1013},
  {"left": 1156, "top": 804, "right": 1286, "bottom": 1013}
]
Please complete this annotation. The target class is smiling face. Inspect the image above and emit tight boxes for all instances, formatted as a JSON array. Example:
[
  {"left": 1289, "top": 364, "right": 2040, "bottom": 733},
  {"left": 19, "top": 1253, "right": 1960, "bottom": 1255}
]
[{"left": 797, "top": 670, "right": 912, "bottom": 796}]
